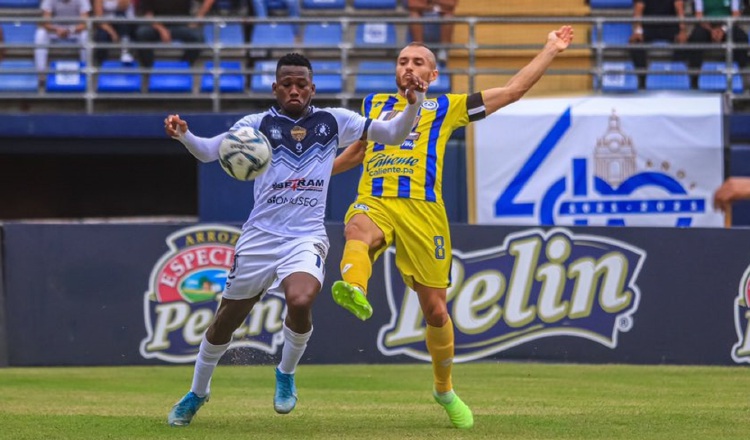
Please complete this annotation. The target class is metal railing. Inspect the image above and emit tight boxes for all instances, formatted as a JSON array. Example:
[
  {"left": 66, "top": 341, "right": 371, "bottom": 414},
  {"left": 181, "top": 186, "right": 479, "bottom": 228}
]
[{"left": 0, "top": 15, "right": 748, "bottom": 113}]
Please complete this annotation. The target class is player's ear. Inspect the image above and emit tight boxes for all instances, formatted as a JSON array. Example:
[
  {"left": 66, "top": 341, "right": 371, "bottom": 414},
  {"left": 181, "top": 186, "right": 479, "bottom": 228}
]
[
  {"left": 430, "top": 69, "right": 438, "bottom": 83},
  {"left": 310, "top": 82, "right": 316, "bottom": 96},
  {"left": 272, "top": 82, "right": 277, "bottom": 96}
]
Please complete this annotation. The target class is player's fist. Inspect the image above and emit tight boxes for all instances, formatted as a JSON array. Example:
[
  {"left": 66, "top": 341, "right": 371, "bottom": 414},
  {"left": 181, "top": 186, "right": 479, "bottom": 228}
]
[
  {"left": 164, "top": 114, "right": 188, "bottom": 138},
  {"left": 403, "top": 73, "right": 427, "bottom": 104}
]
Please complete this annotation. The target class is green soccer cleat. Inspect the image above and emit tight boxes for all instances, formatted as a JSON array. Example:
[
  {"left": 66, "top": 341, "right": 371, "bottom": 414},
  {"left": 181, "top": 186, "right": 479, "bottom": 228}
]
[
  {"left": 433, "top": 390, "right": 474, "bottom": 429},
  {"left": 331, "top": 280, "right": 373, "bottom": 321}
]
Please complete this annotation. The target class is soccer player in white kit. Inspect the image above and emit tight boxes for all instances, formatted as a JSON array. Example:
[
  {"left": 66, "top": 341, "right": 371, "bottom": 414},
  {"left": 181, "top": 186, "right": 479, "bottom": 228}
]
[{"left": 163, "top": 53, "right": 427, "bottom": 427}]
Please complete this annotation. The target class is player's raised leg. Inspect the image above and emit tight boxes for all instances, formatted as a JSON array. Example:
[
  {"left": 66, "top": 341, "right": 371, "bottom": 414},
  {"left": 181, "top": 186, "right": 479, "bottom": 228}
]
[
  {"left": 415, "top": 282, "right": 474, "bottom": 429},
  {"left": 168, "top": 297, "right": 258, "bottom": 427},
  {"left": 332, "top": 213, "right": 385, "bottom": 320},
  {"left": 274, "top": 268, "right": 321, "bottom": 414}
]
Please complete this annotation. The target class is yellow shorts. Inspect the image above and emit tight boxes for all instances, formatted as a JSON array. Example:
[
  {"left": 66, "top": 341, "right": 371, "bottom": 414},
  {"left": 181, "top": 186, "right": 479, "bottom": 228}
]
[{"left": 344, "top": 195, "right": 451, "bottom": 289}]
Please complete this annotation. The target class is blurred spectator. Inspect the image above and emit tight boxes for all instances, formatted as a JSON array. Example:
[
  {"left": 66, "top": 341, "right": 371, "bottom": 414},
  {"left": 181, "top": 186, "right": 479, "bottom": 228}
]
[
  {"left": 34, "top": 0, "right": 91, "bottom": 73},
  {"left": 629, "top": 0, "right": 687, "bottom": 89},
  {"left": 93, "top": 0, "right": 135, "bottom": 65},
  {"left": 134, "top": 0, "right": 216, "bottom": 68},
  {"left": 0, "top": 25, "right": 4, "bottom": 62},
  {"left": 252, "top": 0, "right": 301, "bottom": 39},
  {"left": 407, "top": 0, "right": 458, "bottom": 64},
  {"left": 686, "top": 0, "right": 748, "bottom": 87}
]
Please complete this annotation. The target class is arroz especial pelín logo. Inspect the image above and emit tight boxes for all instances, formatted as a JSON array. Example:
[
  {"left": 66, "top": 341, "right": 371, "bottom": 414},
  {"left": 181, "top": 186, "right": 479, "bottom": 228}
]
[
  {"left": 378, "top": 228, "right": 645, "bottom": 362},
  {"left": 140, "top": 225, "right": 286, "bottom": 363}
]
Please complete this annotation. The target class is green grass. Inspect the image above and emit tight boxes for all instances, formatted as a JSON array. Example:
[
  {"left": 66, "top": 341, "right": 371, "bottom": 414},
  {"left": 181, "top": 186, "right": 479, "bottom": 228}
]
[{"left": 0, "top": 363, "right": 749, "bottom": 439}]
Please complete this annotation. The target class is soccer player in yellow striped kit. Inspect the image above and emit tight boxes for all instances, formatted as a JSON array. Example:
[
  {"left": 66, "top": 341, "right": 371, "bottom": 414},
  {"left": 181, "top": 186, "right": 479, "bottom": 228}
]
[{"left": 332, "top": 26, "right": 574, "bottom": 428}]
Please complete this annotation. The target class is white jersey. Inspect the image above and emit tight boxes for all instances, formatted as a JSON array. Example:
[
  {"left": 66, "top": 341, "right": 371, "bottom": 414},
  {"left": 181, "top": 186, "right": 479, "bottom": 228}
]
[
  {"left": 231, "top": 106, "right": 372, "bottom": 248},
  {"left": 41, "top": 0, "right": 91, "bottom": 16}
]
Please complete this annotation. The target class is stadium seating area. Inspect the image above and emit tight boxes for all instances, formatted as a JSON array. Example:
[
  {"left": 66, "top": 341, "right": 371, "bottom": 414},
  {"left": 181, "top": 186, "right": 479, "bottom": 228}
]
[{"left": 0, "top": 0, "right": 748, "bottom": 112}]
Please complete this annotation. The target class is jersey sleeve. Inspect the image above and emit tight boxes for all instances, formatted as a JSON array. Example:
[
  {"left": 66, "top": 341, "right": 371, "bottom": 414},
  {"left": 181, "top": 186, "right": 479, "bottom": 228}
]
[
  {"left": 446, "top": 92, "right": 486, "bottom": 129},
  {"left": 327, "top": 107, "right": 372, "bottom": 148},
  {"left": 229, "top": 112, "right": 266, "bottom": 132}
]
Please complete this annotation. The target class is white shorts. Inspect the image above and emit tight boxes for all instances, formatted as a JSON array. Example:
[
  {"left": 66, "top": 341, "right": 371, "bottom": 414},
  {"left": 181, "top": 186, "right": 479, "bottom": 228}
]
[{"left": 223, "top": 226, "right": 328, "bottom": 300}]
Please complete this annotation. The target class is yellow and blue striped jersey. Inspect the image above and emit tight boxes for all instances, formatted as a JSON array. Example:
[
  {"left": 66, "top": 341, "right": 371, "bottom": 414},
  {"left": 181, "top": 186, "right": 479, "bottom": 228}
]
[{"left": 357, "top": 92, "right": 485, "bottom": 203}]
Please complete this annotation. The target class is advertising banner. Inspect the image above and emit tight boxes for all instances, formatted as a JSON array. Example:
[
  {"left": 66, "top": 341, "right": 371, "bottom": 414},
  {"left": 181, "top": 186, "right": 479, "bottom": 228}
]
[
  {"left": 2, "top": 223, "right": 749, "bottom": 366},
  {"left": 472, "top": 96, "right": 724, "bottom": 227}
]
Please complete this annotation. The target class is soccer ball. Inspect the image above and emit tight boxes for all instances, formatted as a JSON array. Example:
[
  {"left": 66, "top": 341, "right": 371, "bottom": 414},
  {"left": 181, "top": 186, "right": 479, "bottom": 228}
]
[{"left": 218, "top": 127, "right": 272, "bottom": 181}]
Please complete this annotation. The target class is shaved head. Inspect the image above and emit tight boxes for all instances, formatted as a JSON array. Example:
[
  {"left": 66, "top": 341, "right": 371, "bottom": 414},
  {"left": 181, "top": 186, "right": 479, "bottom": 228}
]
[{"left": 401, "top": 42, "right": 437, "bottom": 69}]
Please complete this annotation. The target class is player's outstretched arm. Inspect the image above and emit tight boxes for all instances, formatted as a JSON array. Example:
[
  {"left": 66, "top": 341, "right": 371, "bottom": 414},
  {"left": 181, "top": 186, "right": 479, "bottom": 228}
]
[
  {"left": 366, "top": 73, "right": 427, "bottom": 145},
  {"left": 481, "top": 26, "right": 574, "bottom": 116},
  {"left": 333, "top": 140, "right": 367, "bottom": 175},
  {"left": 714, "top": 177, "right": 750, "bottom": 212},
  {"left": 165, "top": 114, "right": 224, "bottom": 163}
]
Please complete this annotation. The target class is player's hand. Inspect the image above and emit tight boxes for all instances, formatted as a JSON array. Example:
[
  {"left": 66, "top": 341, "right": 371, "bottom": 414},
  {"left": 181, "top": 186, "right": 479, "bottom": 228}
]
[
  {"left": 403, "top": 73, "right": 427, "bottom": 105},
  {"left": 547, "top": 25, "right": 574, "bottom": 53},
  {"left": 713, "top": 177, "right": 750, "bottom": 212},
  {"left": 164, "top": 114, "right": 187, "bottom": 138}
]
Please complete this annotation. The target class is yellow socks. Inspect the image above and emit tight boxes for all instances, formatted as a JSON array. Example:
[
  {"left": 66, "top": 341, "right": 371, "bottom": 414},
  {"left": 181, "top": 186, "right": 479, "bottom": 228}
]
[
  {"left": 340, "top": 240, "right": 372, "bottom": 294},
  {"left": 426, "top": 317, "right": 454, "bottom": 394}
]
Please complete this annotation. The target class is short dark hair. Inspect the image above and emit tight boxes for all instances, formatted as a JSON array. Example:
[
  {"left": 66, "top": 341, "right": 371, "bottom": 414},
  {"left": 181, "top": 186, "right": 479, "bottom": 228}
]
[{"left": 276, "top": 53, "right": 313, "bottom": 76}]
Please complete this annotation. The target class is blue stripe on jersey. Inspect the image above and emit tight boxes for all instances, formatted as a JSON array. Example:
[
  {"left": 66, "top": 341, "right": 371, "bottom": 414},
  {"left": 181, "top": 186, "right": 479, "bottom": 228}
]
[
  {"left": 372, "top": 177, "right": 384, "bottom": 196},
  {"left": 372, "top": 96, "right": 399, "bottom": 152},
  {"left": 398, "top": 175, "right": 411, "bottom": 198},
  {"left": 363, "top": 94, "right": 374, "bottom": 119},
  {"left": 424, "top": 95, "right": 449, "bottom": 202},
  {"left": 361, "top": 118, "right": 373, "bottom": 140}
]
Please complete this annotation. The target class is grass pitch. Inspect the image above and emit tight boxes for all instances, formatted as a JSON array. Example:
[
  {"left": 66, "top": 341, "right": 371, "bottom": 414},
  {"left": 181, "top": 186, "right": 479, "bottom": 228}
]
[{"left": 0, "top": 363, "right": 749, "bottom": 439}]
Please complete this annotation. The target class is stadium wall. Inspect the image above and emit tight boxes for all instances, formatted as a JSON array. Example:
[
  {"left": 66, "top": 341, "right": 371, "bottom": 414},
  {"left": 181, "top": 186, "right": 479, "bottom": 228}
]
[{"left": 3, "top": 222, "right": 750, "bottom": 367}]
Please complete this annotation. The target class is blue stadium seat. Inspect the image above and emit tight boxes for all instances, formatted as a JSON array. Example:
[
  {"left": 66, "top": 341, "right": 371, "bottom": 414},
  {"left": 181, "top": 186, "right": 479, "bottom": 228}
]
[
  {"left": 353, "top": 0, "right": 397, "bottom": 9},
  {"left": 201, "top": 61, "right": 245, "bottom": 93},
  {"left": 0, "top": 60, "right": 37, "bottom": 92},
  {"left": 646, "top": 61, "right": 690, "bottom": 90},
  {"left": 0, "top": 0, "right": 39, "bottom": 7},
  {"left": 355, "top": 23, "right": 397, "bottom": 47},
  {"left": 302, "top": 0, "right": 345, "bottom": 9},
  {"left": 698, "top": 62, "right": 743, "bottom": 94},
  {"left": 203, "top": 23, "right": 245, "bottom": 46},
  {"left": 310, "top": 60, "right": 342, "bottom": 93},
  {"left": 355, "top": 61, "right": 394, "bottom": 93},
  {"left": 97, "top": 61, "right": 142, "bottom": 93},
  {"left": 251, "top": 60, "right": 277, "bottom": 93},
  {"left": 303, "top": 22, "right": 342, "bottom": 47},
  {"left": 148, "top": 61, "right": 192, "bottom": 93},
  {"left": 591, "top": 23, "right": 632, "bottom": 45},
  {"left": 267, "top": 0, "right": 288, "bottom": 10},
  {"left": 589, "top": 0, "right": 633, "bottom": 8},
  {"left": 46, "top": 60, "right": 86, "bottom": 92},
  {"left": 599, "top": 61, "right": 638, "bottom": 92},
  {"left": 1, "top": 22, "right": 36, "bottom": 45},
  {"left": 251, "top": 23, "right": 295, "bottom": 47}
]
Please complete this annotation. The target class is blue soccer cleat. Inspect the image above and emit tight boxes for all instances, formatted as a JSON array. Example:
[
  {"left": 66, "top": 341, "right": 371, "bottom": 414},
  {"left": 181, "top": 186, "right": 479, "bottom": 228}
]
[
  {"left": 274, "top": 367, "right": 298, "bottom": 414},
  {"left": 167, "top": 391, "right": 208, "bottom": 427}
]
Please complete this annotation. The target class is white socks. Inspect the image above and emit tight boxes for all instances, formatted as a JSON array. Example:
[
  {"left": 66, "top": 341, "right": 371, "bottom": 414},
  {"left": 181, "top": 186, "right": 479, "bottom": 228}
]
[
  {"left": 190, "top": 336, "right": 230, "bottom": 398},
  {"left": 277, "top": 322, "right": 312, "bottom": 375}
]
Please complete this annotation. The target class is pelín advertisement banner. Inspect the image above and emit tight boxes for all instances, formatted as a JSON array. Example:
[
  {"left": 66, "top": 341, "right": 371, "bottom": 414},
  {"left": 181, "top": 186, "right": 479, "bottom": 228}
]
[{"left": 4, "top": 222, "right": 748, "bottom": 367}]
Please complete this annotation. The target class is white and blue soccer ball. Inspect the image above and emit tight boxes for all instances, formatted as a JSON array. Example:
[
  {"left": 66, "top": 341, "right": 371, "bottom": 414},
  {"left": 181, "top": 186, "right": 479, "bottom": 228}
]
[{"left": 218, "top": 126, "right": 273, "bottom": 181}]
